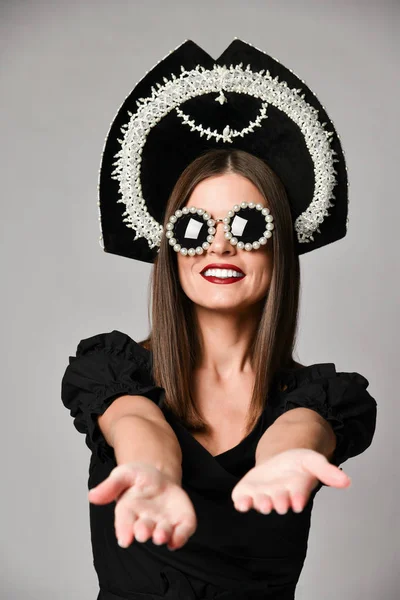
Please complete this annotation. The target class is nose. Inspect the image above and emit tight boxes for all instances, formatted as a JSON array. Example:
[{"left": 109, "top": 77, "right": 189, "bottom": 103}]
[{"left": 207, "top": 218, "right": 236, "bottom": 256}]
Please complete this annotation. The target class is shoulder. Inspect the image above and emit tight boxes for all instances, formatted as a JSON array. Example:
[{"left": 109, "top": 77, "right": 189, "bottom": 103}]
[
  {"left": 72, "top": 329, "right": 152, "bottom": 365},
  {"left": 61, "top": 330, "right": 163, "bottom": 463},
  {"left": 272, "top": 360, "right": 377, "bottom": 428},
  {"left": 274, "top": 360, "right": 377, "bottom": 440},
  {"left": 275, "top": 361, "right": 371, "bottom": 395},
  {"left": 62, "top": 329, "right": 159, "bottom": 408},
  {"left": 271, "top": 361, "right": 377, "bottom": 468}
]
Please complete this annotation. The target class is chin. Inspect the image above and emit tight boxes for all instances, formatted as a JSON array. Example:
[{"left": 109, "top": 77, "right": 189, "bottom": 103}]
[{"left": 193, "top": 299, "right": 249, "bottom": 312}]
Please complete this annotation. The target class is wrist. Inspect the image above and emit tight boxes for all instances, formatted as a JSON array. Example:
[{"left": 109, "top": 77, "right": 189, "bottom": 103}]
[
  {"left": 155, "top": 461, "right": 183, "bottom": 486},
  {"left": 255, "top": 419, "right": 336, "bottom": 465}
]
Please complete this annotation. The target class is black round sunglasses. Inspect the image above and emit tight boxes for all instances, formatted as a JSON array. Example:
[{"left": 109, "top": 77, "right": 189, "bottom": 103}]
[{"left": 164, "top": 201, "right": 275, "bottom": 256}]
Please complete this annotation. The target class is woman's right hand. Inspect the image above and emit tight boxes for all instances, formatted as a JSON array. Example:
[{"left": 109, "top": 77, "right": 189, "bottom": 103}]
[{"left": 88, "top": 462, "right": 197, "bottom": 551}]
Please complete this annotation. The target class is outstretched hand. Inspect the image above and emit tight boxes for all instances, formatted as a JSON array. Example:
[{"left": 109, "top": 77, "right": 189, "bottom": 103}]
[
  {"left": 231, "top": 448, "right": 351, "bottom": 515},
  {"left": 88, "top": 462, "right": 197, "bottom": 551}
]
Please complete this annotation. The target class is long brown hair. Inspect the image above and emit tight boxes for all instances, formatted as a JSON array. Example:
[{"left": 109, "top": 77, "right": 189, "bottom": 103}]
[{"left": 140, "top": 148, "right": 303, "bottom": 437}]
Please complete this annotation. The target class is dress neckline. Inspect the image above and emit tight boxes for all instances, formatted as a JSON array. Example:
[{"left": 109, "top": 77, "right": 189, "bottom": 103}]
[
  {"left": 163, "top": 401, "right": 266, "bottom": 462},
  {"left": 197, "top": 408, "right": 265, "bottom": 460},
  {"left": 151, "top": 350, "right": 337, "bottom": 461}
]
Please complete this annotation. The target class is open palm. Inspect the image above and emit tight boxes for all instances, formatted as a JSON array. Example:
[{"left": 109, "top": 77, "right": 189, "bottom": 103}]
[
  {"left": 88, "top": 461, "right": 197, "bottom": 551},
  {"left": 231, "top": 448, "right": 351, "bottom": 515}
]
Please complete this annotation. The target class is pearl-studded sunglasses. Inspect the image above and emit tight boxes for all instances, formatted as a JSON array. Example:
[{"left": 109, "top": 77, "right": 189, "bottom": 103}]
[{"left": 164, "top": 202, "right": 275, "bottom": 256}]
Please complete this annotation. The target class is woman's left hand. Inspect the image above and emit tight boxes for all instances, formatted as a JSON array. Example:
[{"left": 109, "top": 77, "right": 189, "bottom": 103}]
[{"left": 231, "top": 448, "right": 351, "bottom": 515}]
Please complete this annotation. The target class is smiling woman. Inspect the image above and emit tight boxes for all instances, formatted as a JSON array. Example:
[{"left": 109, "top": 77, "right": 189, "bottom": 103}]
[
  {"left": 177, "top": 173, "right": 273, "bottom": 297},
  {"left": 150, "top": 149, "right": 299, "bottom": 441},
  {"left": 61, "top": 39, "right": 377, "bottom": 600}
]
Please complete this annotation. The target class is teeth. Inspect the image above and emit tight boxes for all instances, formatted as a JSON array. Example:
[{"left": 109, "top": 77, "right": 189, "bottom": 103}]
[{"left": 203, "top": 268, "right": 244, "bottom": 278}]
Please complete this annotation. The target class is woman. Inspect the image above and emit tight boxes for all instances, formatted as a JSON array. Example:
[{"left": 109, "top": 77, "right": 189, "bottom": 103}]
[{"left": 61, "top": 40, "right": 377, "bottom": 600}]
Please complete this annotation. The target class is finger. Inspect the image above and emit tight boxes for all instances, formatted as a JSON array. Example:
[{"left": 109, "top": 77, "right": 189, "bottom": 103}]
[
  {"left": 271, "top": 489, "right": 291, "bottom": 515},
  {"left": 152, "top": 519, "right": 173, "bottom": 545},
  {"left": 252, "top": 493, "right": 273, "bottom": 515},
  {"left": 133, "top": 517, "right": 157, "bottom": 543},
  {"left": 233, "top": 494, "right": 253, "bottom": 512},
  {"left": 167, "top": 522, "right": 192, "bottom": 551},
  {"left": 289, "top": 489, "right": 307, "bottom": 513},
  {"left": 89, "top": 466, "right": 158, "bottom": 505},
  {"left": 114, "top": 500, "right": 138, "bottom": 548},
  {"left": 88, "top": 467, "right": 137, "bottom": 504},
  {"left": 302, "top": 454, "right": 351, "bottom": 489},
  {"left": 167, "top": 515, "right": 197, "bottom": 551}
]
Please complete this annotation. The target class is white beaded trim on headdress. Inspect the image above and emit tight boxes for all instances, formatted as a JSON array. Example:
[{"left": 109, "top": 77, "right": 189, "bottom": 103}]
[
  {"left": 99, "top": 39, "right": 343, "bottom": 253},
  {"left": 175, "top": 100, "right": 269, "bottom": 143}
]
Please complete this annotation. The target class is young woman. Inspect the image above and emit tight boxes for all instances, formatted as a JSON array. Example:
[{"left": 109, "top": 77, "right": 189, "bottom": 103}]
[{"left": 61, "top": 40, "right": 377, "bottom": 600}]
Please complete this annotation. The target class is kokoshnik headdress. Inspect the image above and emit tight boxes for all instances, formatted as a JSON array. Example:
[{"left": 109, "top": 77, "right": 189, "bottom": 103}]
[{"left": 98, "top": 38, "right": 349, "bottom": 263}]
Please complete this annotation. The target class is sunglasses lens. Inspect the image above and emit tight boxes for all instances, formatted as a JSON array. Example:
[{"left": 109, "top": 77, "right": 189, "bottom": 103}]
[
  {"left": 173, "top": 213, "right": 209, "bottom": 249},
  {"left": 230, "top": 208, "right": 267, "bottom": 243}
]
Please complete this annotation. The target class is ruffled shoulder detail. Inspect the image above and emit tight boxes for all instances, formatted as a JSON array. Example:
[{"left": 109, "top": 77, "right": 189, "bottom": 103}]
[
  {"left": 74, "top": 329, "right": 153, "bottom": 370},
  {"left": 61, "top": 330, "right": 165, "bottom": 463},
  {"left": 274, "top": 362, "right": 377, "bottom": 470},
  {"left": 278, "top": 362, "right": 337, "bottom": 392}
]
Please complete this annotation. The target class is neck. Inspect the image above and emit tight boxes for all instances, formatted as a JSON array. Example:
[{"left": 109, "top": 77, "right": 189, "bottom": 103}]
[{"left": 193, "top": 302, "right": 263, "bottom": 380}]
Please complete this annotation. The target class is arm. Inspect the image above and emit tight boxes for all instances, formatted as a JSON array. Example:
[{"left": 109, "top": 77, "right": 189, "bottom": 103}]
[
  {"left": 232, "top": 406, "right": 348, "bottom": 514},
  {"left": 98, "top": 394, "right": 182, "bottom": 485},
  {"left": 93, "top": 395, "right": 196, "bottom": 553},
  {"left": 61, "top": 330, "right": 178, "bottom": 467},
  {"left": 255, "top": 407, "right": 337, "bottom": 466},
  {"left": 261, "top": 367, "right": 378, "bottom": 469}
]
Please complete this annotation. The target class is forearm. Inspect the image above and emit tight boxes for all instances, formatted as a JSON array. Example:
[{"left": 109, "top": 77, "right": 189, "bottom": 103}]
[
  {"left": 110, "top": 415, "right": 183, "bottom": 485},
  {"left": 255, "top": 407, "right": 337, "bottom": 466}
]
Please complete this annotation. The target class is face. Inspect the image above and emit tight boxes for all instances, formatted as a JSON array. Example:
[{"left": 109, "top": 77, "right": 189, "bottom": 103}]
[{"left": 174, "top": 172, "right": 274, "bottom": 314}]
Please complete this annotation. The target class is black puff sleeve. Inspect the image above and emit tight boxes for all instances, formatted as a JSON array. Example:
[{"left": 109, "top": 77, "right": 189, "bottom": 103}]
[
  {"left": 277, "top": 362, "right": 377, "bottom": 468},
  {"left": 61, "top": 330, "right": 165, "bottom": 463}
]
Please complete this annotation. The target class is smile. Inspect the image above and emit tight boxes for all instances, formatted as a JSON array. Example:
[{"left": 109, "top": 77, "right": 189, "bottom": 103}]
[{"left": 201, "top": 268, "right": 246, "bottom": 284}]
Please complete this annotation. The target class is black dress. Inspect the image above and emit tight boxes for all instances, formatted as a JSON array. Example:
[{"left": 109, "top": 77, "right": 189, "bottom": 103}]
[{"left": 61, "top": 330, "right": 377, "bottom": 600}]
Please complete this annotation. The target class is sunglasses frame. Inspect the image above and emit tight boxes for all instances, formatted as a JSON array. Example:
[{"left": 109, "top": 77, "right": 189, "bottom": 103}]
[{"left": 164, "top": 201, "right": 274, "bottom": 256}]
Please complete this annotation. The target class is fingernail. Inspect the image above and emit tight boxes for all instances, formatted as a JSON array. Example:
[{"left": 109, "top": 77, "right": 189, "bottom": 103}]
[{"left": 117, "top": 538, "right": 127, "bottom": 548}]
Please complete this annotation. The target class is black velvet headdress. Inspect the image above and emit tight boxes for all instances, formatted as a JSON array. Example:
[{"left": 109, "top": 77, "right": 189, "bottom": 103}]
[{"left": 98, "top": 38, "right": 348, "bottom": 263}]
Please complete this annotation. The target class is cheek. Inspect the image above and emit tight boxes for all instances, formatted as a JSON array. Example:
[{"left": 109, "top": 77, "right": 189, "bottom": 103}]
[
  {"left": 249, "top": 252, "right": 273, "bottom": 282},
  {"left": 176, "top": 258, "right": 197, "bottom": 290}
]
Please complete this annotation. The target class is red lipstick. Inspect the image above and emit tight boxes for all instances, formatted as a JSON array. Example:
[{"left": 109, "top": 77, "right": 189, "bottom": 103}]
[
  {"left": 200, "top": 263, "right": 246, "bottom": 285},
  {"left": 200, "top": 263, "right": 245, "bottom": 274}
]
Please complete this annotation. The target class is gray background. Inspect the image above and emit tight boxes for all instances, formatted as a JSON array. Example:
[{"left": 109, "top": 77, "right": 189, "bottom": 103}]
[{"left": 1, "top": 0, "right": 397, "bottom": 598}]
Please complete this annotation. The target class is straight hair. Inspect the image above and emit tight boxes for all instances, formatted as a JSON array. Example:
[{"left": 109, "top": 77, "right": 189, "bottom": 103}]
[{"left": 140, "top": 148, "right": 304, "bottom": 437}]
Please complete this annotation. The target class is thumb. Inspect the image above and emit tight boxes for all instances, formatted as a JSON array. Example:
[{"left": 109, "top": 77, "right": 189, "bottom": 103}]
[
  {"left": 303, "top": 453, "right": 351, "bottom": 489},
  {"left": 88, "top": 466, "right": 138, "bottom": 505}
]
